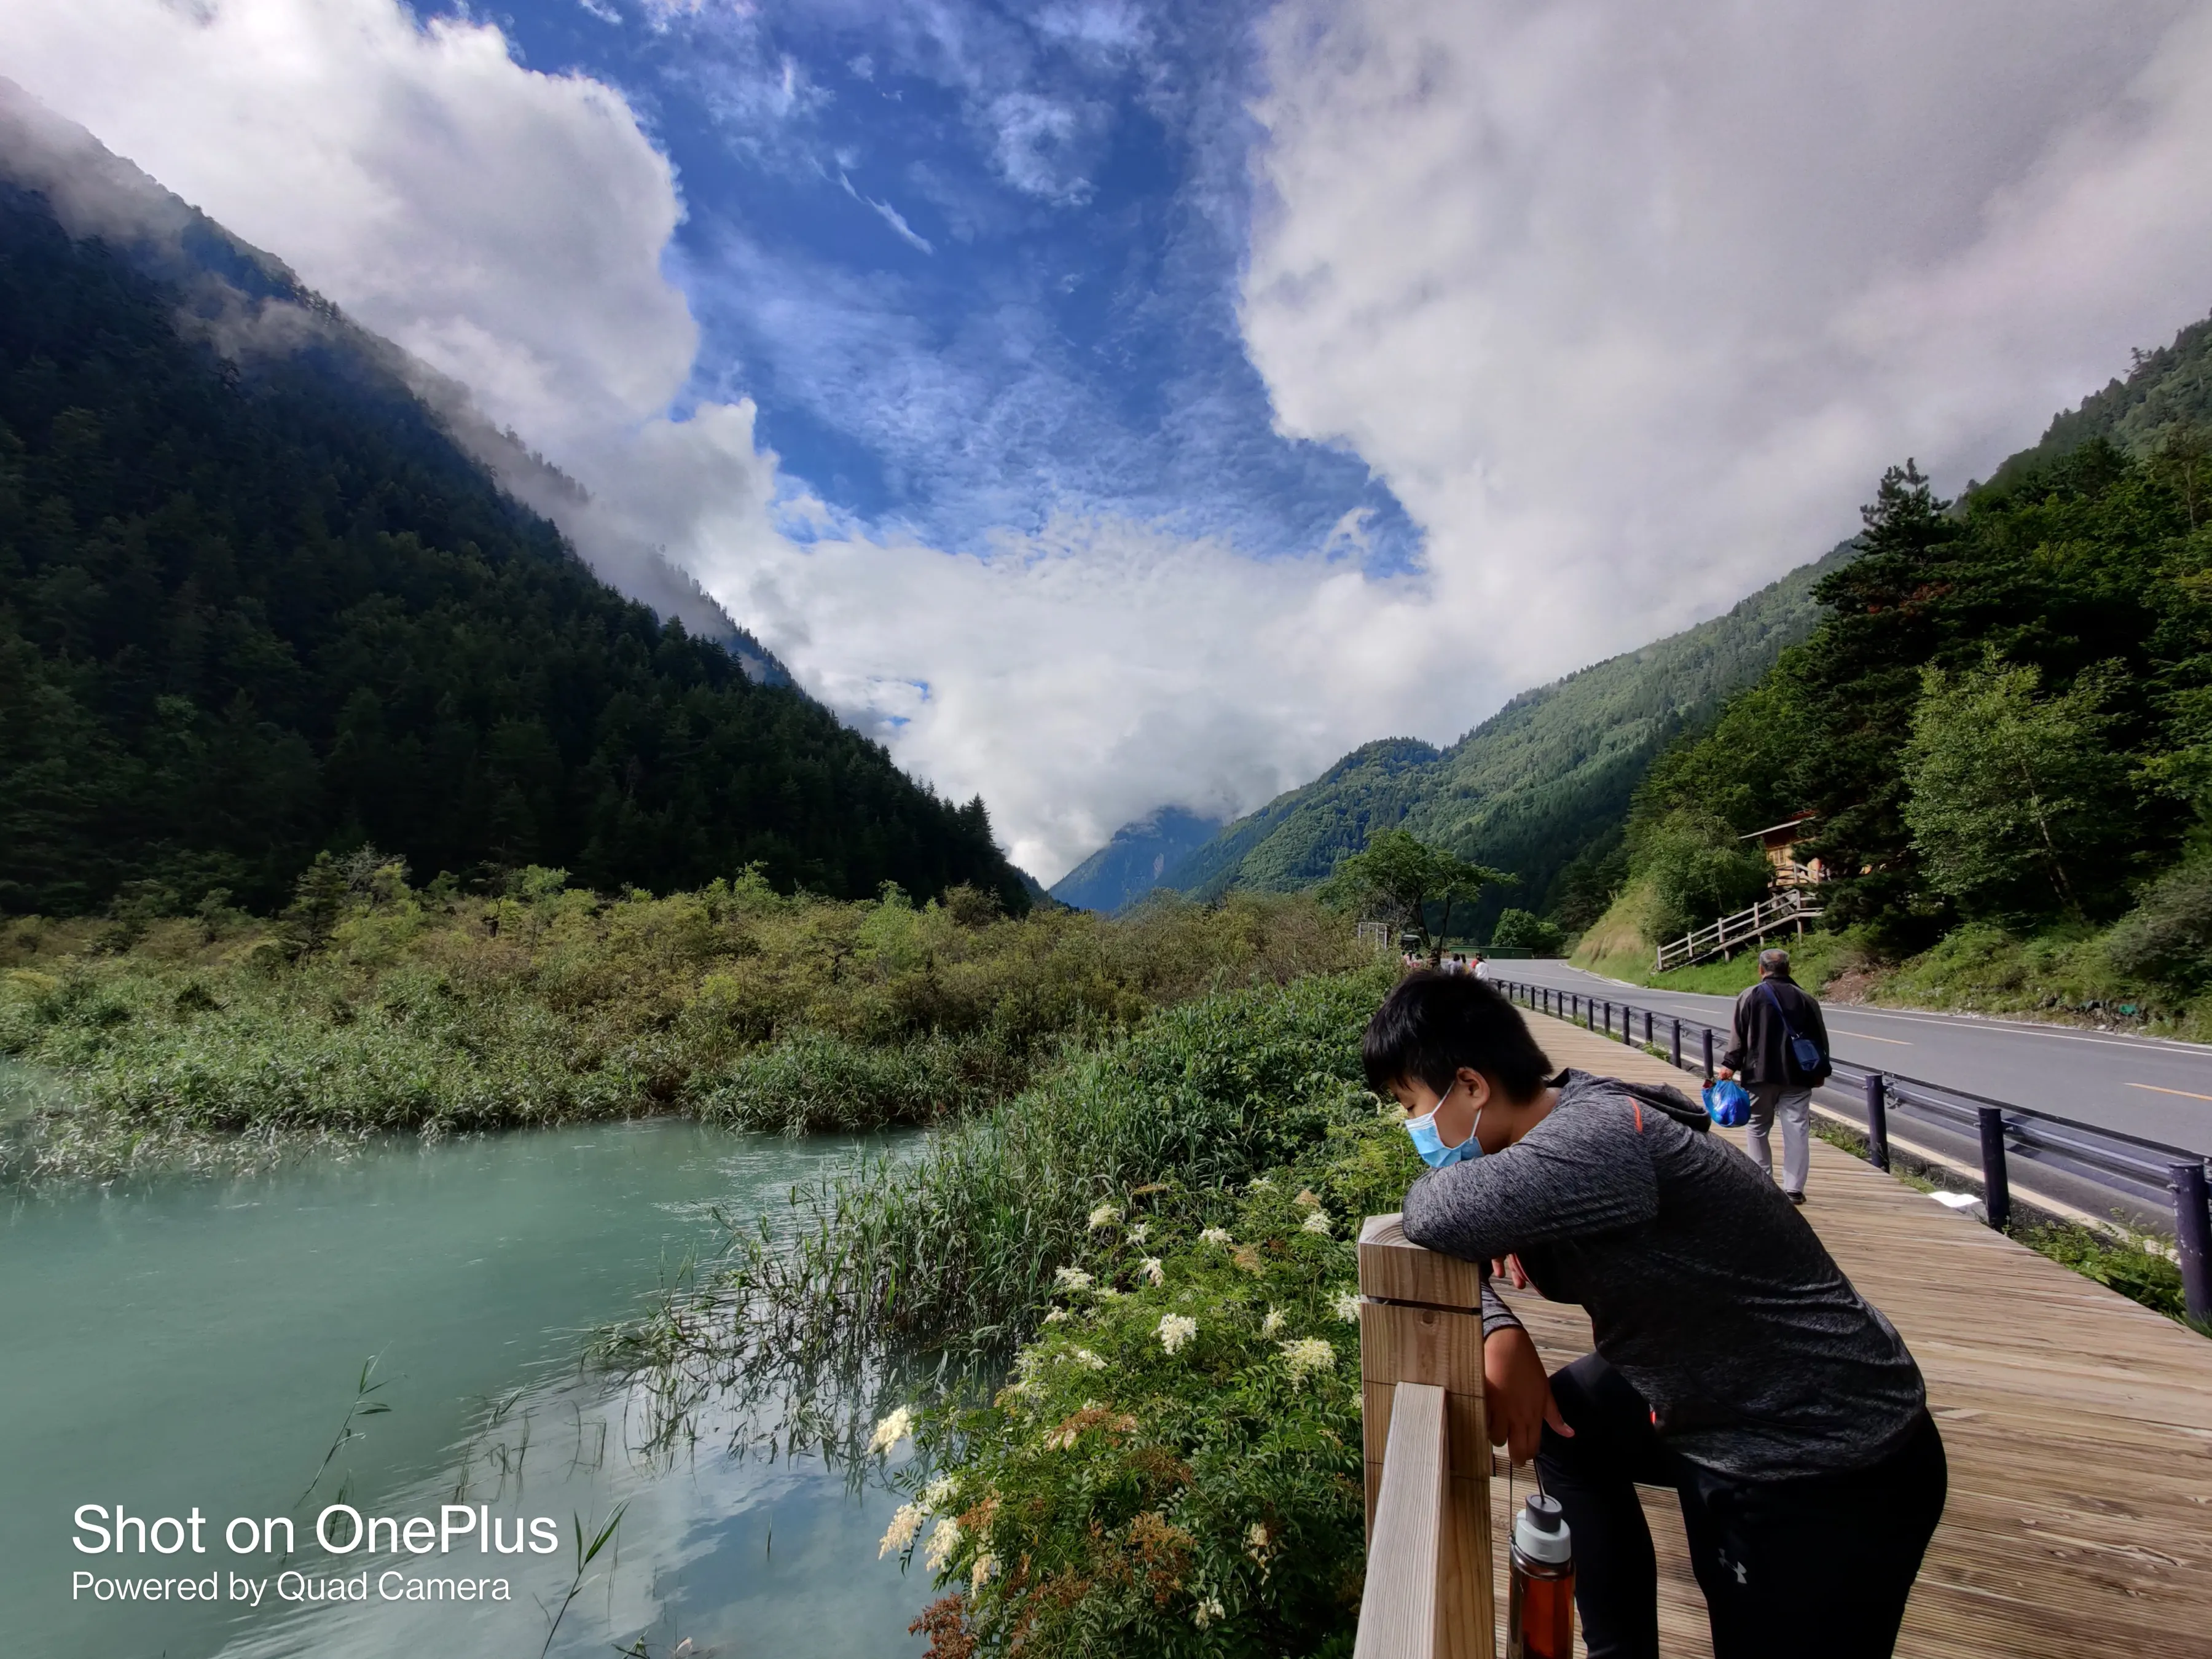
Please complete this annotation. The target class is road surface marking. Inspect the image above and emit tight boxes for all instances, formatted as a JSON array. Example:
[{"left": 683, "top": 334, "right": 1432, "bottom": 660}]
[
  {"left": 2126, "top": 1082, "right": 2212, "bottom": 1102},
  {"left": 1832, "top": 1030, "right": 1913, "bottom": 1046}
]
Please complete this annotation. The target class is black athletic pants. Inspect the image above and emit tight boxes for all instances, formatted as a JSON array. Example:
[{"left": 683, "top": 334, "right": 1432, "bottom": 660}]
[{"left": 1534, "top": 1353, "right": 1947, "bottom": 1659}]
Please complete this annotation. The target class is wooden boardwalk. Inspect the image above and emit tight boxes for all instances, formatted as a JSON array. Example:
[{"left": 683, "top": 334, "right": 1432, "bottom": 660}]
[{"left": 1484, "top": 1010, "right": 2212, "bottom": 1658}]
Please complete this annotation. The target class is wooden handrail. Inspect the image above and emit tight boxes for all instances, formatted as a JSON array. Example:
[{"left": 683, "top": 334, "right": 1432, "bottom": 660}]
[{"left": 1354, "top": 1214, "right": 1495, "bottom": 1659}]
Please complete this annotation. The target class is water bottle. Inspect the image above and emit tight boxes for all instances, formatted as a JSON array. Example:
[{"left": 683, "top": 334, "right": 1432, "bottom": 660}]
[{"left": 1506, "top": 1492, "right": 1574, "bottom": 1659}]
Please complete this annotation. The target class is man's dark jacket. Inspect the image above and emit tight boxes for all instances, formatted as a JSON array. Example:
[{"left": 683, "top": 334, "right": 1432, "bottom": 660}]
[{"left": 1720, "top": 972, "right": 1832, "bottom": 1086}]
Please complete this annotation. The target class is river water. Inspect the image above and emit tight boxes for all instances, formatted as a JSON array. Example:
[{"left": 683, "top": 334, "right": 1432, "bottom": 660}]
[{"left": 1, "top": 1121, "right": 931, "bottom": 1658}]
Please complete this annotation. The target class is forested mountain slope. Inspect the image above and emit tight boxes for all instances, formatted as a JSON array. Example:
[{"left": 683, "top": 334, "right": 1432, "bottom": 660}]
[
  {"left": 1596, "top": 310, "right": 2212, "bottom": 970},
  {"left": 0, "top": 155, "right": 1028, "bottom": 916},
  {"left": 1155, "top": 548, "right": 1845, "bottom": 930}
]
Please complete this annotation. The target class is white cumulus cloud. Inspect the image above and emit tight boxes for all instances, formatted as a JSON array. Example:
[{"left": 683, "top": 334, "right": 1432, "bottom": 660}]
[{"left": 1243, "top": 0, "right": 2212, "bottom": 696}]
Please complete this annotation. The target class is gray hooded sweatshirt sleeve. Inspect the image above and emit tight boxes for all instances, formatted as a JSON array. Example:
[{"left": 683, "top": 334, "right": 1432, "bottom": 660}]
[{"left": 1404, "top": 1070, "right": 1926, "bottom": 1480}]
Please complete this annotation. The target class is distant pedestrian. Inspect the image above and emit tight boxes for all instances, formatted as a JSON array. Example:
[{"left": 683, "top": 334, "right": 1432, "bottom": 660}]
[
  {"left": 1473, "top": 953, "right": 1490, "bottom": 981},
  {"left": 1719, "top": 948, "right": 1831, "bottom": 1204}
]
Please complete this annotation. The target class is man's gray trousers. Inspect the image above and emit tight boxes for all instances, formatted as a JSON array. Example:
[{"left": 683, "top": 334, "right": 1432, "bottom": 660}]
[{"left": 1746, "top": 1083, "right": 1812, "bottom": 1197}]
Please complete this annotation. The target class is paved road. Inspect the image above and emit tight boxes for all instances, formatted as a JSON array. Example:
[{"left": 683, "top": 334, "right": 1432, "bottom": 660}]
[{"left": 1496, "top": 958, "right": 2212, "bottom": 1158}]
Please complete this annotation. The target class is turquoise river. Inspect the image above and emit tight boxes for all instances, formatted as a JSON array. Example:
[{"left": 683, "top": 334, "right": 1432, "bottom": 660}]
[{"left": 1, "top": 1121, "right": 932, "bottom": 1657}]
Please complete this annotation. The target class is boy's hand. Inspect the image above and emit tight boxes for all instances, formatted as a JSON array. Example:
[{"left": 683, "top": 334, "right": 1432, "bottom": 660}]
[{"left": 1483, "top": 1325, "right": 1572, "bottom": 1466}]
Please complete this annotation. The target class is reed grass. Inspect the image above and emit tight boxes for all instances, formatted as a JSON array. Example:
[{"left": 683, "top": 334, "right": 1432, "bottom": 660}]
[{"left": 0, "top": 868, "right": 1370, "bottom": 1179}]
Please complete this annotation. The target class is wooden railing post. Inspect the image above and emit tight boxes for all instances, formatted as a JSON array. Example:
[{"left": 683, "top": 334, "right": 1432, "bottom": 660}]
[{"left": 1357, "top": 1214, "right": 1495, "bottom": 1659}]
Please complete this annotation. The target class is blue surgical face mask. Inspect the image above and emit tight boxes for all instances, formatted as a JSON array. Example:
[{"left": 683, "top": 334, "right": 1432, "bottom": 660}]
[{"left": 1404, "top": 1087, "right": 1484, "bottom": 1169}]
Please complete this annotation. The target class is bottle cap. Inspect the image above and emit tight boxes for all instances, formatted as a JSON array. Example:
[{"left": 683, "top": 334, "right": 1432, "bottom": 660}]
[{"left": 1513, "top": 1492, "right": 1572, "bottom": 1563}]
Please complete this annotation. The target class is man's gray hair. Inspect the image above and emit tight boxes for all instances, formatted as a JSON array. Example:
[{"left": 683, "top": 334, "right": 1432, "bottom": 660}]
[{"left": 1758, "top": 947, "right": 1790, "bottom": 976}]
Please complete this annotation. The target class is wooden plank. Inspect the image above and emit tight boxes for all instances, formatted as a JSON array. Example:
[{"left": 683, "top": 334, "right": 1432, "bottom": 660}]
[
  {"left": 1362, "top": 1212, "right": 1484, "bottom": 1309},
  {"left": 1470, "top": 1007, "right": 2212, "bottom": 1658},
  {"left": 1356, "top": 1380, "right": 1447, "bottom": 1659}
]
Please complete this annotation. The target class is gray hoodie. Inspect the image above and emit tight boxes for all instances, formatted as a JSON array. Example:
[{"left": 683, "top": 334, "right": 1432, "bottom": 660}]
[{"left": 1403, "top": 1070, "right": 1925, "bottom": 1480}]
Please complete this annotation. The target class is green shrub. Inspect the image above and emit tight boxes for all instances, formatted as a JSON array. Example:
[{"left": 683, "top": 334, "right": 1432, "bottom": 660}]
[
  {"left": 700, "top": 1032, "right": 1032, "bottom": 1134},
  {"left": 1489, "top": 909, "right": 1565, "bottom": 955},
  {"left": 2105, "top": 858, "right": 2212, "bottom": 991},
  {"left": 883, "top": 1119, "right": 1421, "bottom": 1658}
]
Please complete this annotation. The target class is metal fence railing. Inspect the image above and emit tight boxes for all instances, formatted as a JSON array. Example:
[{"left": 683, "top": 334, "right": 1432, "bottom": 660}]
[{"left": 1494, "top": 978, "right": 2212, "bottom": 1323}]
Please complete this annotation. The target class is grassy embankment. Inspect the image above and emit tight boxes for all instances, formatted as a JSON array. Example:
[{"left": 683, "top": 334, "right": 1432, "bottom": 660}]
[
  {"left": 1572, "top": 878, "right": 2173, "bottom": 1030},
  {"left": 0, "top": 866, "right": 1368, "bottom": 1180}
]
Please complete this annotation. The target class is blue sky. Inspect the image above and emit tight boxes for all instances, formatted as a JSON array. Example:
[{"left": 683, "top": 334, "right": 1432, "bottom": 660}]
[
  {"left": 10, "top": 0, "right": 2211, "bottom": 879},
  {"left": 463, "top": 0, "right": 1416, "bottom": 569}
]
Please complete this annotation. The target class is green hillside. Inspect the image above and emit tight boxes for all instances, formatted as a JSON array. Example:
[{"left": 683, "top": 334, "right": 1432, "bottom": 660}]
[
  {"left": 1586, "top": 308, "right": 2212, "bottom": 979},
  {"left": 0, "top": 171, "right": 1029, "bottom": 917},
  {"left": 1163, "top": 549, "right": 1846, "bottom": 929}
]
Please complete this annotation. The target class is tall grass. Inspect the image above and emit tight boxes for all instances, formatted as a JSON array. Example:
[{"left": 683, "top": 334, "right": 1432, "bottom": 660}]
[
  {"left": 0, "top": 869, "right": 1373, "bottom": 1178},
  {"left": 597, "top": 970, "right": 1394, "bottom": 1383}
]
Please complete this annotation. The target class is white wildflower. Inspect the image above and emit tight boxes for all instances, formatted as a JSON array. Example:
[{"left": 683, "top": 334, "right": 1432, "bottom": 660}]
[
  {"left": 1157, "top": 1314, "right": 1198, "bottom": 1355},
  {"left": 1140, "top": 1256, "right": 1166, "bottom": 1287},
  {"left": 868, "top": 1405, "right": 914, "bottom": 1455},
  {"left": 970, "top": 1550, "right": 999, "bottom": 1594},
  {"left": 1097, "top": 1285, "right": 1123, "bottom": 1299},
  {"left": 878, "top": 1502, "right": 926, "bottom": 1559},
  {"left": 1245, "top": 1521, "right": 1273, "bottom": 1564},
  {"left": 1199, "top": 1227, "right": 1232, "bottom": 1246},
  {"left": 1053, "top": 1266, "right": 1094, "bottom": 1291},
  {"left": 1248, "top": 1176, "right": 1274, "bottom": 1191},
  {"left": 1044, "top": 1307, "right": 1069, "bottom": 1324},
  {"left": 1333, "top": 1292, "right": 1362, "bottom": 1323},
  {"left": 1301, "top": 1210, "right": 1332, "bottom": 1236},
  {"left": 1193, "top": 1593, "right": 1226, "bottom": 1629},
  {"left": 1088, "top": 1203, "right": 1123, "bottom": 1231},
  {"left": 1260, "top": 1308, "right": 1285, "bottom": 1338},
  {"left": 922, "top": 1475, "right": 959, "bottom": 1511},
  {"left": 1070, "top": 1347, "right": 1108, "bottom": 1370},
  {"left": 923, "top": 1517, "right": 961, "bottom": 1574},
  {"left": 1125, "top": 1222, "right": 1150, "bottom": 1244},
  {"left": 1279, "top": 1336, "right": 1337, "bottom": 1386}
]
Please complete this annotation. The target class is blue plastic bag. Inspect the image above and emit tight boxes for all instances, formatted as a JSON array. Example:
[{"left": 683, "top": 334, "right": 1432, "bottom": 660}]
[{"left": 1702, "top": 1078, "right": 1751, "bottom": 1128}]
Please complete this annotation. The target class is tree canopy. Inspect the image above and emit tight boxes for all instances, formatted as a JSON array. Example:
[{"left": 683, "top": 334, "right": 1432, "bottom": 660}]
[{"left": 1320, "top": 828, "right": 1507, "bottom": 963}]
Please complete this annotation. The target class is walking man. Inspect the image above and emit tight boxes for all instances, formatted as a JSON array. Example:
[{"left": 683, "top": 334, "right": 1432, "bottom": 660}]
[{"left": 1718, "top": 947, "right": 1830, "bottom": 1204}]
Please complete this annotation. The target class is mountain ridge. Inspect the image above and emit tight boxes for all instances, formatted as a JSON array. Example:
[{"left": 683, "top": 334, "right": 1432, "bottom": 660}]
[{"left": 1141, "top": 546, "right": 1851, "bottom": 930}]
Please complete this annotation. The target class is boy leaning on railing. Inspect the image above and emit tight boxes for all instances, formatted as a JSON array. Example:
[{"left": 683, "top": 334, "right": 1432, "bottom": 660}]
[{"left": 1363, "top": 973, "right": 1945, "bottom": 1659}]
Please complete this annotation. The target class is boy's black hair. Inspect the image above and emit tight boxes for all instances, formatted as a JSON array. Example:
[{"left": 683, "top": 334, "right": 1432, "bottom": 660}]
[{"left": 1362, "top": 970, "right": 1553, "bottom": 1100}]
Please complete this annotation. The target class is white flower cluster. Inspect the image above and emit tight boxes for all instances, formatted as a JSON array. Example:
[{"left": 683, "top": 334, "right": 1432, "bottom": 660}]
[
  {"left": 1199, "top": 1226, "right": 1233, "bottom": 1246},
  {"left": 1260, "top": 1308, "right": 1285, "bottom": 1338},
  {"left": 1053, "top": 1266, "right": 1094, "bottom": 1291},
  {"left": 1301, "top": 1210, "right": 1332, "bottom": 1236},
  {"left": 1333, "top": 1292, "right": 1361, "bottom": 1323},
  {"left": 1193, "top": 1593, "right": 1226, "bottom": 1628},
  {"left": 1279, "top": 1336, "right": 1337, "bottom": 1386},
  {"left": 924, "top": 1517, "right": 962, "bottom": 1574},
  {"left": 1156, "top": 1314, "right": 1198, "bottom": 1354},
  {"left": 970, "top": 1550, "right": 999, "bottom": 1594},
  {"left": 877, "top": 1474, "right": 963, "bottom": 1558},
  {"left": 1125, "top": 1222, "right": 1150, "bottom": 1245},
  {"left": 1043, "top": 1307, "right": 1069, "bottom": 1324},
  {"left": 868, "top": 1405, "right": 913, "bottom": 1456},
  {"left": 1087, "top": 1203, "right": 1123, "bottom": 1231},
  {"left": 1140, "top": 1256, "right": 1166, "bottom": 1287},
  {"left": 1070, "top": 1347, "right": 1108, "bottom": 1370},
  {"left": 1247, "top": 1176, "right": 1274, "bottom": 1191}
]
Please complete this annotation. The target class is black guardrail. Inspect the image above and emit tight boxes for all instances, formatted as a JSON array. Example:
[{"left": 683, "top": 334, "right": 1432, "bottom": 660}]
[{"left": 1495, "top": 978, "right": 2212, "bottom": 1322}]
